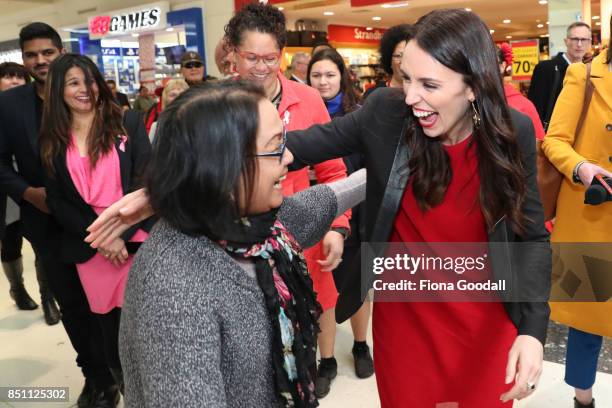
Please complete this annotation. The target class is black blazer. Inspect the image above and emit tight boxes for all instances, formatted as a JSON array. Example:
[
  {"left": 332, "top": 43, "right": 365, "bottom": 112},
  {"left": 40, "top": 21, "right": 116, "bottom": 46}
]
[
  {"left": 0, "top": 82, "right": 58, "bottom": 243},
  {"left": 44, "top": 110, "right": 155, "bottom": 264},
  {"left": 287, "top": 87, "right": 552, "bottom": 345},
  {"left": 527, "top": 52, "right": 569, "bottom": 124}
]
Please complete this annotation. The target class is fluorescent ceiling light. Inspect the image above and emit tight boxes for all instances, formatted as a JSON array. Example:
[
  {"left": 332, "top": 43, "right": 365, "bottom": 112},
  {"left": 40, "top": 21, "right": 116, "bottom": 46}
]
[{"left": 503, "top": 19, "right": 511, "bottom": 24}]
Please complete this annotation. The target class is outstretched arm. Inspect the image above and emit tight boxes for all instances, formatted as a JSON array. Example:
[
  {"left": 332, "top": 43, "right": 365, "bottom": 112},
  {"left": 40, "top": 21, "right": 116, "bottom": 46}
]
[{"left": 85, "top": 188, "right": 153, "bottom": 248}]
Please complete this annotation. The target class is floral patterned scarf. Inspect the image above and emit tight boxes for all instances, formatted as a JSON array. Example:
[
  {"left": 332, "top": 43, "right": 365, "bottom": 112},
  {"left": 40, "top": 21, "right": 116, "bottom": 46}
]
[{"left": 220, "top": 209, "right": 321, "bottom": 408}]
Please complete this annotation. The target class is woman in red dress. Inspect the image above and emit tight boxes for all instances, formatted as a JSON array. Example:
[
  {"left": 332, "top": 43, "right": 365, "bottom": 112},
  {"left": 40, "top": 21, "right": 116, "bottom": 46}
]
[{"left": 370, "top": 10, "right": 548, "bottom": 407}]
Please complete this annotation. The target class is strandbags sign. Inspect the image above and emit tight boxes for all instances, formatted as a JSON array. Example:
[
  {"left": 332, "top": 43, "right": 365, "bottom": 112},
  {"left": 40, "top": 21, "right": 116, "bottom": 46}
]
[
  {"left": 88, "top": 2, "right": 169, "bottom": 39},
  {"left": 327, "top": 24, "right": 386, "bottom": 44}
]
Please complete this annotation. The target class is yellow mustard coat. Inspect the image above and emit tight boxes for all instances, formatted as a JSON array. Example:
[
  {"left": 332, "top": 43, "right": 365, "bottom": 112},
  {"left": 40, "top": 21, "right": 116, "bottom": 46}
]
[{"left": 542, "top": 52, "right": 612, "bottom": 337}]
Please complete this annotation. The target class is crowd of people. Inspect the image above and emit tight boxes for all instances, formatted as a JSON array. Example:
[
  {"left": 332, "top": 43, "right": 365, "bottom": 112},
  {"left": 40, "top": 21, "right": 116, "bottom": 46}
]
[{"left": 0, "top": 3, "right": 610, "bottom": 408}]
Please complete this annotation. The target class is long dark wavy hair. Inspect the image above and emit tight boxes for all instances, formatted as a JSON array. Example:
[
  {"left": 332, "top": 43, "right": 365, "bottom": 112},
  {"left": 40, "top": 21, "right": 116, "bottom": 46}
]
[
  {"left": 307, "top": 48, "right": 358, "bottom": 114},
  {"left": 40, "top": 53, "right": 125, "bottom": 174},
  {"left": 407, "top": 9, "right": 527, "bottom": 233}
]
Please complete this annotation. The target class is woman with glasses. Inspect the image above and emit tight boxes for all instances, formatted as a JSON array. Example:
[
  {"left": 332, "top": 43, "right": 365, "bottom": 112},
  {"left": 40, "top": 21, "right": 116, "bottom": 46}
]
[
  {"left": 111, "top": 80, "right": 365, "bottom": 407},
  {"left": 224, "top": 3, "right": 352, "bottom": 399}
]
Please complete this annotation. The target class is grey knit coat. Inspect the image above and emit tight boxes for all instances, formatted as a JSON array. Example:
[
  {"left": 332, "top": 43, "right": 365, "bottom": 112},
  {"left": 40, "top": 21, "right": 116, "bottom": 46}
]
[{"left": 119, "top": 172, "right": 365, "bottom": 408}]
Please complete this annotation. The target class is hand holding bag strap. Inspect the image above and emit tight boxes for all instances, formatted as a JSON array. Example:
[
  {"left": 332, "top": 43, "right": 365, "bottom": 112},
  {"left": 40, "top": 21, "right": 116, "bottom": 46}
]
[{"left": 537, "top": 62, "right": 593, "bottom": 221}]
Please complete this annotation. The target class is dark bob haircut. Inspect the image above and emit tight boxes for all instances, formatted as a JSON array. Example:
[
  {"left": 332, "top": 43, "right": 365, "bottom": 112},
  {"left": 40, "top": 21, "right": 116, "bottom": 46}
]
[
  {"left": 224, "top": 3, "right": 287, "bottom": 50},
  {"left": 19, "top": 22, "right": 63, "bottom": 51},
  {"left": 147, "top": 80, "right": 266, "bottom": 238},
  {"left": 307, "top": 48, "right": 358, "bottom": 115},
  {"left": 379, "top": 24, "right": 412, "bottom": 75},
  {"left": 0, "top": 62, "right": 30, "bottom": 82}
]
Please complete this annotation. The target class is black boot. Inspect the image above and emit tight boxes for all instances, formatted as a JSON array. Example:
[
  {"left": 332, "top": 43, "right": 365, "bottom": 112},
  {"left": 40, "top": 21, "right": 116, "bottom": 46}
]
[
  {"left": 109, "top": 367, "right": 125, "bottom": 396},
  {"left": 575, "top": 397, "right": 595, "bottom": 408},
  {"left": 34, "top": 257, "right": 60, "bottom": 325},
  {"left": 90, "top": 384, "right": 120, "bottom": 408},
  {"left": 352, "top": 341, "right": 374, "bottom": 379},
  {"left": 315, "top": 357, "right": 337, "bottom": 399},
  {"left": 3, "top": 257, "right": 38, "bottom": 310}
]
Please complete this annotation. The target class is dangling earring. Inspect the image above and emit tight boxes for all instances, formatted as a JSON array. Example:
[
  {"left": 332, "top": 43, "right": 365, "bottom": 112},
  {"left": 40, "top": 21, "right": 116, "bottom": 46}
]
[{"left": 471, "top": 100, "right": 481, "bottom": 129}]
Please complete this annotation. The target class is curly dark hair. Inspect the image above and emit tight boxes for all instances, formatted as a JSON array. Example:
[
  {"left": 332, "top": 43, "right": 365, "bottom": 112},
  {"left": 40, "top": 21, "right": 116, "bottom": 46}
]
[
  {"left": 224, "top": 3, "right": 287, "bottom": 50},
  {"left": 379, "top": 24, "right": 412, "bottom": 75}
]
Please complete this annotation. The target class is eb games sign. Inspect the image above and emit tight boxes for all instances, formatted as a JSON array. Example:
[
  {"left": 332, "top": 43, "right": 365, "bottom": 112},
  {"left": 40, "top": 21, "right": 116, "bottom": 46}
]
[{"left": 88, "top": 2, "right": 168, "bottom": 39}]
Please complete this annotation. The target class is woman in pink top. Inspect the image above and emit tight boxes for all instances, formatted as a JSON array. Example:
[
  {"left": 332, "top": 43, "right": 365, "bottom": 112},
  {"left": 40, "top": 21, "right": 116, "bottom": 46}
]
[{"left": 40, "top": 54, "right": 154, "bottom": 399}]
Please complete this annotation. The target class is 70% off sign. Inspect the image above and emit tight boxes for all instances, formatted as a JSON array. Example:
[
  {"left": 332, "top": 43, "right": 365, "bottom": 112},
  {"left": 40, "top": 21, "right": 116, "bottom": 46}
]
[{"left": 511, "top": 40, "right": 540, "bottom": 81}]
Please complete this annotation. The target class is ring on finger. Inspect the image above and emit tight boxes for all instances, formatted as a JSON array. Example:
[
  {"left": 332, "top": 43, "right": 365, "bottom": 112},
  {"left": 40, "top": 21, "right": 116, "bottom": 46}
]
[{"left": 526, "top": 381, "right": 536, "bottom": 391}]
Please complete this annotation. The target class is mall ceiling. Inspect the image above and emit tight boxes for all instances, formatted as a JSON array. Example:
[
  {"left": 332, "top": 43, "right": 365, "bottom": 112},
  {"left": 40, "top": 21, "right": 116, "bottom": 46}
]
[
  {"left": 278, "top": 0, "right": 604, "bottom": 41},
  {"left": 0, "top": 0, "right": 603, "bottom": 42}
]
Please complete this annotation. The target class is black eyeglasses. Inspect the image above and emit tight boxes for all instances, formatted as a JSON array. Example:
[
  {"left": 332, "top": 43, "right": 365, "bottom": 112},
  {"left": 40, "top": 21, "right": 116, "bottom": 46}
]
[
  {"left": 254, "top": 126, "right": 287, "bottom": 163},
  {"left": 568, "top": 37, "right": 592, "bottom": 45},
  {"left": 183, "top": 62, "right": 203, "bottom": 69}
]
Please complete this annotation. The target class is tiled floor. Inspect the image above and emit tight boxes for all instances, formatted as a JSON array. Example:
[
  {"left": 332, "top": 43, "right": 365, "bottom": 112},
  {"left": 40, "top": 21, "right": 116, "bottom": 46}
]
[{"left": 1, "top": 244, "right": 611, "bottom": 408}]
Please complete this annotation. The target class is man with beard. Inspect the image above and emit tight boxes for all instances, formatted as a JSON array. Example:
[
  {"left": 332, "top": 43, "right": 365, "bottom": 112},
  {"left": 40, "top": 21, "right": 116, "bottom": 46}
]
[{"left": 0, "top": 22, "right": 120, "bottom": 408}]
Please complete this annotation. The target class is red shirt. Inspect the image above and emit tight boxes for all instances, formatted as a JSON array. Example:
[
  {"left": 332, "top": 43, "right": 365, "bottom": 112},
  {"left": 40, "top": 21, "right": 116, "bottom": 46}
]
[{"left": 504, "top": 83, "right": 545, "bottom": 140}]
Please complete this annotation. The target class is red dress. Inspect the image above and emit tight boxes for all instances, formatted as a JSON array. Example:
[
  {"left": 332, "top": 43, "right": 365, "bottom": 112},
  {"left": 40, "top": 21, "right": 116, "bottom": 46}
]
[{"left": 373, "top": 136, "right": 518, "bottom": 407}]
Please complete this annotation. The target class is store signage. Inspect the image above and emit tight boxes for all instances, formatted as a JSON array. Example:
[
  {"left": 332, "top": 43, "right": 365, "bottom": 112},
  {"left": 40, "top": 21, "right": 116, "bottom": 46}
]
[
  {"left": 101, "top": 47, "right": 166, "bottom": 57},
  {"left": 327, "top": 24, "right": 386, "bottom": 44},
  {"left": 510, "top": 40, "right": 539, "bottom": 81},
  {"left": 88, "top": 2, "right": 169, "bottom": 39}
]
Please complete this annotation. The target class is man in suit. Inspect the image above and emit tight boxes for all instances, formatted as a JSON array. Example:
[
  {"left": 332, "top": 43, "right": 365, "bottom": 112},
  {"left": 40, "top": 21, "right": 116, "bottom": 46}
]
[
  {"left": 0, "top": 22, "right": 119, "bottom": 408},
  {"left": 527, "top": 21, "right": 591, "bottom": 129}
]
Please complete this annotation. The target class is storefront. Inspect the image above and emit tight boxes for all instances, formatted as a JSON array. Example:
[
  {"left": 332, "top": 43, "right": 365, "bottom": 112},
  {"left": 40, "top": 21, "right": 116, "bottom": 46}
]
[
  {"left": 328, "top": 24, "right": 386, "bottom": 89},
  {"left": 0, "top": 39, "right": 21, "bottom": 64},
  {"left": 282, "top": 23, "right": 385, "bottom": 91},
  {"left": 63, "top": 1, "right": 205, "bottom": 94}
]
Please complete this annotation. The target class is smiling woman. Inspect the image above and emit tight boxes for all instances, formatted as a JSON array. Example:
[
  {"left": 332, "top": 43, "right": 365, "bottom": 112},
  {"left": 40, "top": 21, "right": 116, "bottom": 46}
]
[
  {"left": 39, "top": 53, "right": 155, "bottom": 399},
  {"left": 285, "top": 8, "right": 551, "bottom": 408}
]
